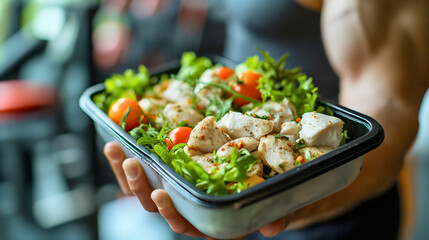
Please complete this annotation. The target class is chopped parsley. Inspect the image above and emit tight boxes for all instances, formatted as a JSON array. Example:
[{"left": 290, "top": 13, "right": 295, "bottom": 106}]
[
  {"left": 293, "top": 139, "right": 306, "bottom": 153},
  {"left": 279, "top": 162, "right": 285, "bottom": 171},
  {"left": 340, "top": 130, "right": 350, "bottom": 146},
  {"left": 274, "top": 134, "right": 289, "bottom": 140},
  {"left": 245, "top": 113, "right": 270, "bottom": 120}
]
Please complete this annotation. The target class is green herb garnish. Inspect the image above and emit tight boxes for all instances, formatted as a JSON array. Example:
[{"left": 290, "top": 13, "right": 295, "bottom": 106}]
[
  {"left": 340, "top": 130, "right": 350, "bottom": 146},
  {"left": 274, "top": 134, "right": 289, "bottom": 140},
  {"left": 293, "top": 139, "right": 306, "bottom": 153},
  {"left": 245, "top": 113, "right": 270, "bottom": 120}
]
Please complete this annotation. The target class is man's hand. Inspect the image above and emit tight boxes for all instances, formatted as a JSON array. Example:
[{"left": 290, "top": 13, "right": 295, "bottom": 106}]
[{"left": 103, "top": 142, "right": 288, "bottom": 239}]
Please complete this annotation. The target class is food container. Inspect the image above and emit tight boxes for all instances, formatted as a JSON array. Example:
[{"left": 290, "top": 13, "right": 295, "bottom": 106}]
[{"left": 79, "top": 57, "right": 384, "bottom": 239}]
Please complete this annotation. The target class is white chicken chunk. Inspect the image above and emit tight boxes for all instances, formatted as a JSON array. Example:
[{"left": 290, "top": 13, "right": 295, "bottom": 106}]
[
  {"left": 299, "top": 146, "right": 334, "bottom": 161},
  {"left": 161, "top": 80, "right": 192, "bottom": 104},
  {"left": 217, "top": 111, "right": 274, "bottom": 140},
  {"left": 216, "top": 137, "right": 259, "bottom": 158},
  {"left": 247, "top": 99, "right": 297, "bottom": 132},
  {"left": 187, "top": 116, "right": 229, "bottom": 153},
  {"left": 248, "top": 151, "right": 264, "bottom": 177},
  {"left": 194, "top": 69, "right": 223, "bottom": 110},
  {"left": 258, "top": 134, "right": 296, "bottom": 174},
  {"left": 279, "top": 121, "right": 301, "bottom": 143},
  {"left": 191, "top": 153, "right": 227, "bottom": 174},
  {"left": 162, "top": 103, "right": 204, "bottom": 127},
  {"left": 196, "top": 87, "right": 222, "bottom": 110},
  {"left": 199, "top": 69, "right": 219, "bottom": 85},
  {"left": 299, "top": 112, "right": 344, "bottom": 148},
  {"left": 138, "top": 98, "right": 166, "bottom": 116}
]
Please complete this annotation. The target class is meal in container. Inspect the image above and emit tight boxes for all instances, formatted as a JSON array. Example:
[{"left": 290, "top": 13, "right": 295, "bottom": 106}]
[{"left": 93, "top": 50, "right": 349, "bottom": 195}]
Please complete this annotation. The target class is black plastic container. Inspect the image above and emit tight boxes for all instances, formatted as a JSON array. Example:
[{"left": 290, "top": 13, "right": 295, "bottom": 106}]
[{"left": 80, "top": 57, "right": 384, "bottom": 239}]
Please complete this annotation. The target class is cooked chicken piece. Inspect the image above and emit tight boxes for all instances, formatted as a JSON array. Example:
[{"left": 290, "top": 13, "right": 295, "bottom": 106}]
[
  {"left": 299, "top": 112, "right": 344, "bottom": 148},
  {"left": 183, "top": 146, "right": 203, "bottom": 157},
  {"left": 243, "top": 175, "right": 265, "bottom": 188},
  {"left": 194, "top": 69, "right": 224, "bottom": 110},
  {"left": 161, "top": 80, "right": 192, "bottom": 104},
  {"left": 196, "top": 87, "right": 222, "bottom": 110},
  {"left": 247, "top": 99, "right": 298, "bottom": 132},
  {"left": 138, "top": 98, "right": 166, "bottom": 116},
  {"left": 299, "top": 146, "right": 334, "bottom": 161},
  {"left": 216, "top": 137, "right": 259, "bottom": 158},
  {"left": 191, "top": 153, "right": 227, "bottom": 174},
  {"left": 162, "top": 103, "right": 204, "bottom": 128},
  {"left": 279, "top": 121, "right": 301, "bottom": 143},
  {"left": 248, "top": 151, "right": 263, "bottom": 177},
  {"left": 258, "top": 134, "right": 296, "bottom": 174},
  {"left": 217, "top": 111, "right": 274, "bottom": 140},
  {"left": 187, "top": 116, "right": 229, "bottom": 153},
  {"left": 199, "top": 69, "right": 219, "bottom": 85}
]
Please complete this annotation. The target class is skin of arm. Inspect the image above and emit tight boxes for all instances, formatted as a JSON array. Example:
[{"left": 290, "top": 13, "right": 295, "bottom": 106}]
[{"left": 287, "top": 0, "right": 429, "bottom": 228}]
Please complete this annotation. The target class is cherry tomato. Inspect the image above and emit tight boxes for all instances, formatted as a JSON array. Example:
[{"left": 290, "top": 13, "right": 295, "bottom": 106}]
[
  {"left": 232, "top": 71, "right": 262, "bottom": 106},
  {"left": 108, "top": 98, "right": 144, "bottom": 131},
  {"left": 165, "top": 126, "right": 193, "bottom": 150},
  {"left": 215, "top": 66, "right": 235, "bottom": 80}
]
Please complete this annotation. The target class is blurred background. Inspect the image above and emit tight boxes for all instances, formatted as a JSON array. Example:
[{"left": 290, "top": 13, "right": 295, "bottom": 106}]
[{"left": 0, "top": 0, "right": 427, "bottom": 240}]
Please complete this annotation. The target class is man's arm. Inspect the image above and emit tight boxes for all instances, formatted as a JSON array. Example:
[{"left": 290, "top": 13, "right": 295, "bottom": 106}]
[{"left": 289, "top": 0, "right": 429, "bottom": 228}]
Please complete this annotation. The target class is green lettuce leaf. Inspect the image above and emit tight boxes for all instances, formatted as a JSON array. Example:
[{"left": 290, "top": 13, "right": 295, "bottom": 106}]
[
  {"left": 93, "top": 65, "right": 151, "bottom": 112},
  {"left": 176, "top": 52, "right": 213, "bottom": 87}
]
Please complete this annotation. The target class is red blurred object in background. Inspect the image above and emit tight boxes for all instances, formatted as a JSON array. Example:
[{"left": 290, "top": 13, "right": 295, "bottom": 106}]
[{"left": 0, "top": 80, "right": 57, "bottom": 113}]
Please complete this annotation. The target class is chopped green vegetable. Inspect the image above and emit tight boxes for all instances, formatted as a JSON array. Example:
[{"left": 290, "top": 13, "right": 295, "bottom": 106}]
[
  {"left": 315, "top": 105, "right": 334, "bottom": 116},
  {"left": 279, "top": 162, "right": 285, "bottom": 170},
  {"left": 274, "top": 134, "right": 289, "bottom": 140},
  {"left": 228, "top": 182, "right": 250, "bottom": 194},
  {"left": 245, "top": 113, "right": 270, "bottom": 120},
  {"left": 293, "top": 139, "right": 306, "bottom": 153},
  {"left": 340, "top": 130, "right": 350, "bottom": 146}
]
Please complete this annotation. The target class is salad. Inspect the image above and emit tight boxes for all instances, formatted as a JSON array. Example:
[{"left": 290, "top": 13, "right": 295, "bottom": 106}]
[{"left": 94, "top": 50, "right": 349, "bottom": 195}]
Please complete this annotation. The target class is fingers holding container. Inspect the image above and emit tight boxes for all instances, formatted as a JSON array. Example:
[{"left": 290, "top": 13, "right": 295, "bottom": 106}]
[{"left": 104, "top": 142, "right": 133, "bottom": 195}]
